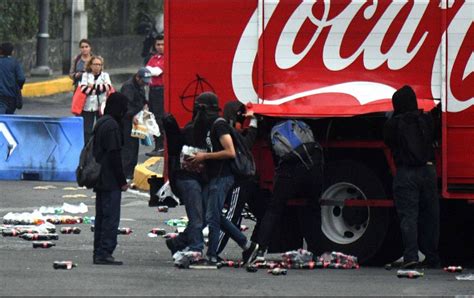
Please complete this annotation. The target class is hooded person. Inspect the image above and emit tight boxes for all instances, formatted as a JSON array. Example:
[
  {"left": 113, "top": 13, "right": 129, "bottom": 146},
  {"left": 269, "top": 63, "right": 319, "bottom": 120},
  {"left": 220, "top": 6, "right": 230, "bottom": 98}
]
[
  {"left": 92, "top": 92, "right": 129, "bottom": 266},
  {"left": 383, "top": 85, "right": 440, "bottom": 270}
]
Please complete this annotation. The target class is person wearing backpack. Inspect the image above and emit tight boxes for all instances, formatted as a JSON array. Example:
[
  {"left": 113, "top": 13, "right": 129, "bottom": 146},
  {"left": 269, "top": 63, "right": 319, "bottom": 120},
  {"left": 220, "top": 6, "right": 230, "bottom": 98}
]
[
  {"left": 383, "top": 85, "right": 440, "bottom": 269},
  {"left": 251, "top": 119, "right": 324, "bottom": 263},
  {"left": 92, "top": 92, "right": 129, "bottom": 265},
  {"left": 216, "top": 101, "right": 264, "bottom": 255},
  {"left": 188, "top": 92, "right": 259, "bottom": 266}
]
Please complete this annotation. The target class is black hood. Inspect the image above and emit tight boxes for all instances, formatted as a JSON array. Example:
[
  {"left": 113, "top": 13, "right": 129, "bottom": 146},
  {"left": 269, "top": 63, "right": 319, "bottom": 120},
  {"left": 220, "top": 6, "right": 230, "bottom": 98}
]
[
  {"left": 192, "top": 92, "right": 220, "bottom": 148},
  {"left": 223, "top": 101, "right": 245, "bottom": 127},
  {"left": 392, "top": 85, "right": 418, "bottom": 115},
  {"left": 104, "top": 92, "right": 128, "bottom": 121}
]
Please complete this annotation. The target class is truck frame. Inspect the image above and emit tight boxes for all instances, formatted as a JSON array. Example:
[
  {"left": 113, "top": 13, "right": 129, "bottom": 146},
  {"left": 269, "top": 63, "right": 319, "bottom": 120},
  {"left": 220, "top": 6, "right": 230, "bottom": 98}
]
[{"left": 164, "top": 0, "right": 473, "bottom": 263}]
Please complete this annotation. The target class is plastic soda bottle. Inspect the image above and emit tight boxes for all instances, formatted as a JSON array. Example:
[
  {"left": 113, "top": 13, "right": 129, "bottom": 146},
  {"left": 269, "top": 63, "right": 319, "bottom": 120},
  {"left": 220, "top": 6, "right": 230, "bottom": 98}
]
[
  {"left": 32, "top": 241, "right": 56, "bottom": 248},
  {"left": 53, "top": 261, "right": 77, "bottom": 270},
  {"left": 397, "top": 270, "right": 424, "bottom": 278},
  {"left": 117, "top": 228, "right": 132, "bottom": 235}
]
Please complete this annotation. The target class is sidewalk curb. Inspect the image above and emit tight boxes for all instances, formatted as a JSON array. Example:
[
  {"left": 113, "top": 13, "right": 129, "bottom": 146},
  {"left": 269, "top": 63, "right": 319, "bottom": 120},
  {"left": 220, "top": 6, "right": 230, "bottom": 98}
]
[{"left": 23, "top": 76, "right": 74, "bottom": 97}]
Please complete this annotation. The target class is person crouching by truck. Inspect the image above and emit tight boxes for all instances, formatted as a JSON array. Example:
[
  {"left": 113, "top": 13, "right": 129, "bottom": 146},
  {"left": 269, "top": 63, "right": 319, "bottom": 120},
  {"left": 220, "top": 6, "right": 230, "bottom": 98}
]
[{"left": 383, "top": 85, "right": 440, "bottom": 269}]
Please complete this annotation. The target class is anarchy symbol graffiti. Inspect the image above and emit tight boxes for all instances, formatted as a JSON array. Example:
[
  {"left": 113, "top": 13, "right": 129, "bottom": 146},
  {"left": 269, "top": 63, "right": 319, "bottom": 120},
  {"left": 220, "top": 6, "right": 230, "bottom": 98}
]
[{"left": 179, "top": 74, "right": 215, "bottom": 113}]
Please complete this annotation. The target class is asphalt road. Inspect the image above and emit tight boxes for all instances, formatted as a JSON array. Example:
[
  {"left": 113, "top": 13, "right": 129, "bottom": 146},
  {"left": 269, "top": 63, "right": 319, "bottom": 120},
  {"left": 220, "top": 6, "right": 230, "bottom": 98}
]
[{"left": 0, "top": 93, "right": 473, "bottom": 296}]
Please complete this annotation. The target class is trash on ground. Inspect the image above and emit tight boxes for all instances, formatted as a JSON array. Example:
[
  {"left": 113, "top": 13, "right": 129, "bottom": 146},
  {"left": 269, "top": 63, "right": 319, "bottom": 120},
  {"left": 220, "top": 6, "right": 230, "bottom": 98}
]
[
  {"left": 240, "top": 225, "right": 248, "bottom": 232},
  {"left": 33, "top": 185, "right": 57, "bottom": 190},
  {"left": 53, "top": 261, "right": 77, "bottom": 270},
  {"left": 282, "top": 249, "right": 313, "bottom": 264},
  {"left": 157, "top": 206, "right": 168, "bottom": 213},
  {"left": 60, "top": 227, "right": 81, "bottom": 234},
  {"left": 164, "top": 217, "right": 188, "bottom": 227},
  {"left": 173, "top": 250, "right": 202, "bottom": 269},
  {"left": 456, "top": 273, "right": 474, "bottom": 281},
  {"left": 162, "top": 232, "right": 178, "bottom": 239},
  {"left": 62, "top": 194, "right": 88, "bottom": 199},
  {"left": 318, "top": 251, "right": 359, "bottom": 269},
  {"left": 268, "top": 268, "right": 288, "bottom": 275},
  {"left": 397, "top": 269, "right": 424, "bottom": 278},
  {"left": 37, "top": 202, "right": 88, "bottom": 215},
  {"left": 82, "top": 216, "right": 95, "bottom": 225},
  {"left": 150, "top": 228, "right": 166, "bottom": 235},
  {"left": 444, "top": 266, "right": 463, "bottom": 273},
  {"left": 147, "top": 233, "right": 158, "bottom": 238},
  {"left": 32, "top": 241, "right": 55, "bottom": 248},
  {"left": 20, "top": 233, "right": 59, "bottom": 241},
  {"left": 117, "top": 227, "right": 132, "bottom": 235}
]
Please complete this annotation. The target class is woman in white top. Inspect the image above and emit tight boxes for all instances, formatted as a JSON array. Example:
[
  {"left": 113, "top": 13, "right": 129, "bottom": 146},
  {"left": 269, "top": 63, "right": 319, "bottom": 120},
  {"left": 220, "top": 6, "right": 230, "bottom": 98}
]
[{"left": 79, "top": 55, "right": 112, "bottom": 144}]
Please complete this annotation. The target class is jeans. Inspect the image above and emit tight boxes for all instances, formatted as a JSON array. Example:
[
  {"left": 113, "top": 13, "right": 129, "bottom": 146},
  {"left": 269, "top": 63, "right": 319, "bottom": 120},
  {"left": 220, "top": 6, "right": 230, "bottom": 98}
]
[
  {"left": 175, "top": 178, "right": 205, "bottom": 252},
  {"left": 393, "top": 164, "right": 440, "bottom": 263},
  {"left": 94, "top": 189, "right": 122, "bottom": 258},
  {"left": 203, "top": 175, "right": 244, "bottom": 258}
]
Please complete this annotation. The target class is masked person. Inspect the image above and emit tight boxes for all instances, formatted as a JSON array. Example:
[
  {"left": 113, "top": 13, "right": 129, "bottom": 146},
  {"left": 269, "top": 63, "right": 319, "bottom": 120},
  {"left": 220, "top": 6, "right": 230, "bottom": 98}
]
[
  {"left": 383, "top": 85, "right": 440, "bottom": 269},
  {"left": 92, "top": 92, "right": 129, "bottom": 265},
  {"left": 189, "top": 92, "right": 258, "bottom": 266}
]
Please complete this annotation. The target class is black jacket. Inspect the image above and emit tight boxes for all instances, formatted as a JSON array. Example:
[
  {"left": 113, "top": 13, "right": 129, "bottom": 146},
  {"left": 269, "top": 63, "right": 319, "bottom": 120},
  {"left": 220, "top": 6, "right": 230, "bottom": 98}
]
[
  {"left": 120, "top": 77, "right": 147, "bottom": 120},
  {"left": 93, "top": 115, "right": 127, "bottom": 191}
]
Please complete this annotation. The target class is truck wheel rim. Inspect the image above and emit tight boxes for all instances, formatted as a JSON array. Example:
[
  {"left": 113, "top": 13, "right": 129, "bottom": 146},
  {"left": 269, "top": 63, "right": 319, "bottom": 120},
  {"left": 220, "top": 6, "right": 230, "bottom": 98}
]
[{"left": 321, "top": 182, "right": 369, "bottom": 245}]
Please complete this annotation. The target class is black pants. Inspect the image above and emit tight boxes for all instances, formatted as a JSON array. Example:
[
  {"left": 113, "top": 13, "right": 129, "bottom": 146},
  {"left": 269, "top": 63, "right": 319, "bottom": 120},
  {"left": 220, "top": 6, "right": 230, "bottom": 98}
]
[
  {"left": 149, "top": 87, "right": 164, "bottom": 149},
  {"left": 121, "top": 118, "right": 139, "bottom": 179},
  {"left": 94, "top": 189, "right": 122, "bottom": 259},
  {"left": 81, "top": 110, "right": 99, "bottom": 145},
  {"left": 257, "top": 161, "right": 323, "bottom": 253},
  {"left": 393, "top": 164, "right": 440, "bottom": 263},
  {"left": 216, "top": 177, "right": 264, "bottom": 254}
]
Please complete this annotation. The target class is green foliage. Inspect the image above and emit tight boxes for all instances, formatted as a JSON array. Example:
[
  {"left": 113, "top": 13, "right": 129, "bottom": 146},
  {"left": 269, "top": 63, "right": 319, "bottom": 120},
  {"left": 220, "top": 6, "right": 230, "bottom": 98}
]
[
  {"left": 0, "top": 0, "right": 163, "bottom": 42},
  {"left": 86, "top": 0, "right": 163, "bottom": 37}
]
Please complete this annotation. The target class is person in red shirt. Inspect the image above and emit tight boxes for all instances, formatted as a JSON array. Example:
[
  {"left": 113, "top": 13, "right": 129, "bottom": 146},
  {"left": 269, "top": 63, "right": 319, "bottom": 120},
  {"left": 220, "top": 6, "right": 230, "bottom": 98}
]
[{"left": 145, "top": 34, "right": 165, "bottom": 156}]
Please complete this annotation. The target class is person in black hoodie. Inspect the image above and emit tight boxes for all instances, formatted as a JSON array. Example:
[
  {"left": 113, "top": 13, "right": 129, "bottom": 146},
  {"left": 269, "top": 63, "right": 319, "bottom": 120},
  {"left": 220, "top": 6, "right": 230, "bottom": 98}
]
[
  {"left": 120, "top": 67, "right": 151, "bottom": 179},
  {"left": 383, "top": 85, "right": 440, "bottom": 269},
  {"left": 93, "top": 92, "right": 129, "bottom": 265}
]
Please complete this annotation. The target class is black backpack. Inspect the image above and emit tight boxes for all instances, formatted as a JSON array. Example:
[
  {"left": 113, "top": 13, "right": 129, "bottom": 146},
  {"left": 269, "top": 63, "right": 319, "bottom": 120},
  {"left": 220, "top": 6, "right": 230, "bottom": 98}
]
[
  {"left": 213, "top": 118, "right": 256, "bottom": 178},
  {"left": 76, "top": 136, "right": 101, "bottom": 189},
  {"left": 395, "top": 111, "right": 433, "bottom": 166}
]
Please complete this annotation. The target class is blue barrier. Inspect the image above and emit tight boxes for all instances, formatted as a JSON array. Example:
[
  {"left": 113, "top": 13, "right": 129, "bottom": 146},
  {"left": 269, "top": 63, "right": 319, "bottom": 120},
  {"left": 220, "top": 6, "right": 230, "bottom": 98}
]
[{"left": 0, "top": 115, "right": 84, "bottom": 181}]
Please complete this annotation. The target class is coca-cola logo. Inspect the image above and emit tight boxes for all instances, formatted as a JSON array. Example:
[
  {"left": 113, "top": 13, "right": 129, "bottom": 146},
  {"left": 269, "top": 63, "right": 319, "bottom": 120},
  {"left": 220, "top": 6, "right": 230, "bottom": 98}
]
[{"left": 232, "top": 1, "right": 473, "bottom": 112}]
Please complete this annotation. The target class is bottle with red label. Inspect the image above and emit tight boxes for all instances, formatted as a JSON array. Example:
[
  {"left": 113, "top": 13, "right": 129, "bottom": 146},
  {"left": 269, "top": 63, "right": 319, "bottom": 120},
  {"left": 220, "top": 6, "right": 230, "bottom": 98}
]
[
  {"left": 53, "top": 261, "right": 77, "bottom": 270},
  {"left": 2, "top": 229, "right": 19, "bottom": 237},
  {"left": 32, "top": 241, "right": 56, "bottom": 248},
  {"left": 20, "top": 233, "right": 59, "bottom": 241},
  {"left": 444, "top": 266, "right": 463, "bottom": 273},
  {"left": 117, "top": 228, "right": 132, "bottom": 235},
  {"left": 268, "top": 268, "right": 288, "bottom": 275},
  {"left": 397, "top": 270, "right": 424, "bottom": 278},
  {"left": 60, "top": 227, "right": 81, "bottom": 234},
  {"left": 150, "top": 228, "right": 166, "bottom": 235}
]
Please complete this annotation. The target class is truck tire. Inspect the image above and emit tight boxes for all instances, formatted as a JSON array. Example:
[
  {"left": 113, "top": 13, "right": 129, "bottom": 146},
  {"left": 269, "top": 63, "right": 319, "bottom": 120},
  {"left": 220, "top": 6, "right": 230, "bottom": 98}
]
[{"left": 317, "top": 160, "right": 391, "bottom": 264}]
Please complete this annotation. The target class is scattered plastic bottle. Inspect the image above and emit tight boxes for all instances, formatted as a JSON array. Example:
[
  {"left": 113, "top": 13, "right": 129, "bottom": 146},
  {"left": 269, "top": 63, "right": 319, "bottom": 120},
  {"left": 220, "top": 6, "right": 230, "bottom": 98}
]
[
  {"left": 164, "top": 218, "right": 188, "bottom": 227},
  {"left": 162, "top": 233, "right": 178, "bottom": 239},
  {"left": 150, "top": 228, "right": 166, "bottom": 236},
  {"left": 117, "top": 228, "right": 132, "bottom": 235},
  {"left": 20, "top": 233, "right": 59, "bottom": 241},
  {"left": 397, "top": 269, "right": 424, "bottom": 278},
  {"left": 240, "top": 225, "right": 248, "bottom": 232},
  {"left": 53, "top": 261, "right": 77, "bottom": 270},
  {"left": 287, "top": 261, "right": 317, "bottom": 269},
  {"left": 268, "top": 268, "right": 288, "bottom": 275},
  {"left": 444, "top": 266, "right": 463, "bottom": 273},
  {"left": 32, "top": 241, "right": 56, "bottom": 248},
  {"left": 60, "top": 227, "right": 81, "bottom": 234},
  {"left": 158, "top": 206, "right": 169, "bottom": 213},
  {"left": 2, "top": 229, "right": 19, "bottom": 237},
  {"left": 83, "top": 216, "right": 92, "bottom": 224}
]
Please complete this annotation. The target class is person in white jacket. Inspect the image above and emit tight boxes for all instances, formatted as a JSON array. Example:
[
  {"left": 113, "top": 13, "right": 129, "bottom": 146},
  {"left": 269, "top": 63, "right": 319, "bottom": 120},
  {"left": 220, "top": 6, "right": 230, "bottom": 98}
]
[{"left": 80, "top": 56, "right": 113, "bottom": 144}]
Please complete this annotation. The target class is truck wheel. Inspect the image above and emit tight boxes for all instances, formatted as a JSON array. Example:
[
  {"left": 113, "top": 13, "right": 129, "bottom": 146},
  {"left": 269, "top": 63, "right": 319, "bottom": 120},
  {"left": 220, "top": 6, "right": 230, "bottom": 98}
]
[{"left": 317, "top": 160, "right": 391, "bottom": 264}]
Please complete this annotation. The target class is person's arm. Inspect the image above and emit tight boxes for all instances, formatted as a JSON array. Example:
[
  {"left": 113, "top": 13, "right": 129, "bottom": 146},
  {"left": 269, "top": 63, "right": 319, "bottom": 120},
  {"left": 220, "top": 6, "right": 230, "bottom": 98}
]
[
  {"left": 191, "top": 134, "right": 236, "bottom": 162},
  {"left": 146, "top": 65, "right": 163, "bottom": 77},
  {"left": 109, "top": 149, "right": 128, "bottom": 190}
]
